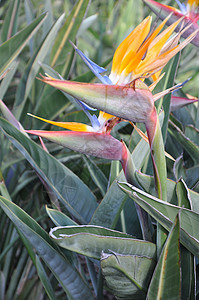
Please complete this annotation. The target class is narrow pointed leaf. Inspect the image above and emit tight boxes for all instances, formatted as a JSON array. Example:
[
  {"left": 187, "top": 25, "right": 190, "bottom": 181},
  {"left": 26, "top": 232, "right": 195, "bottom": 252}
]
[
  {"left": 0, "top": 196, "right": 94, "bottom": 300},
  {"left": 0, "top": 12, "right": 47, "bottom": 76},
  {"left": 50, "top": 225, "right": 156, "bottom": 260},
  {"left": 0, "top": 118, "right": 97, "bottom": 224},
  {"left": 1, "top": 0, "right": 21, "bottom": 42},
  {"left": 83, "top": 156, "right": 108, "bottom": 196},
  {"left": 51, "top": 0, "right": 90, "bottom": 72},
  {"left": 176, "top": 179, "right": 195, "bottom": 300},
  {"left": 24, "top": 13, "right": 65, "bottom": 99},
  {"left": 35, "top": 256, "right": 57, "bottom": 300},
  {"left": 147, "top": 214, "right": 181, "bottom": 299},
  {"left": 118, "top": 182, "right": 199, "bottom": 257}
]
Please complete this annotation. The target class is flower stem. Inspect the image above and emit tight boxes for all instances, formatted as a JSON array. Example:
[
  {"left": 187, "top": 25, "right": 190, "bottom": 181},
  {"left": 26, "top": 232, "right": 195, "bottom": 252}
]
[
  {"left": 121, "top": 142, "right": 152, "bottom": 241},
  {"left": 145, "top": 107, "right": 168, "bottom": 256}
]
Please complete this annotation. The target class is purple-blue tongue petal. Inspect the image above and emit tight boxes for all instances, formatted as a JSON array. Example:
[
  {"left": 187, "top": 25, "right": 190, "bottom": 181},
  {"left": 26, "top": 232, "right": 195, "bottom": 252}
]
[{"left": 71, "top": 42, "right": 113, "bottom": 85}]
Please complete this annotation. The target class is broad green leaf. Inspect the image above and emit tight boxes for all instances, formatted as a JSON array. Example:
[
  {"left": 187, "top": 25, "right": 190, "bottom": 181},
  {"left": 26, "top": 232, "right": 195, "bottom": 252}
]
[
  {"left": 136, "top": 171, "right": 199, "bottom": 212},
  {"left": 147, "top": 214, "right": 181, "bottom": 299},
  {"left": 101, "top": 252, "right": 155, "bottom": 300},
  {"left": 0, "top": 118, "right": 97, "bottom": 224},
  {"left": 46, "top": 207, "right": 77, "bottom": 226},
  {"left": 0, "top": 13, "right": 47, "bottom": 76},
  {"left": 0, "top": 196, "right": 94, "bottom": 300},
  {"left": 118, "top": 182, "right": 199, "bottom": 257},
  {"left": 1, "top": 0, "right": 21, "bottom": 42},
  {"left": 50, "top": 225, "right": 156, "bottom": 260}
]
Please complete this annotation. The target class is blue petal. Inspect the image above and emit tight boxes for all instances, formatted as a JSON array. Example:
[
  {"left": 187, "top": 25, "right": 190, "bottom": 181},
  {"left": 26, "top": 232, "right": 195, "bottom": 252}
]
[
  {"left": 172, "top": 78, "right": 191, "bottom": 95},
  {"left": 75, "top": 98, "right": 97, "bottom": 112},
  {"left": 174, "top": 0, "right": 187, "bottom": 14},
  {"left": 70, "top": 41, "right": 113, "bottom": 85},
  {"left": 75, "top": 98, "right": 100, "bottom": 129}
]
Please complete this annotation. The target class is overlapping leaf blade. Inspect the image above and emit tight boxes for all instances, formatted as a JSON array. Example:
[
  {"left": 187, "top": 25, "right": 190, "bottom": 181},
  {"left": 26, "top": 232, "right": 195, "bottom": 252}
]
[
  {"left": 0, "top": 117, "right": 97, "bottom": 224},
  {"left": 147, "top": 214, "right": 181, "bottom": 299},
  {"left": 50, "top": 225, "right": 156, "bottom": 260},
  {"left": 101, "top": 252, "right": 155, "bottom": 299},
  {"left": 119, "top": 182, "right": 199, "bottom": 257},
  {"left": 0, "top": 196, "right": 94, "bottom": 300},
  {"left": 0, "top": 12, "right": 47, "bottom": 76}
]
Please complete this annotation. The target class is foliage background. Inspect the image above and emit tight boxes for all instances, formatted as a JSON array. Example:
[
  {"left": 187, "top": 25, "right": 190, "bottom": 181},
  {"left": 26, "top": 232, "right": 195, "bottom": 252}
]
[{"left": 0, "top": 0, "right": 199, "bottom": 299}]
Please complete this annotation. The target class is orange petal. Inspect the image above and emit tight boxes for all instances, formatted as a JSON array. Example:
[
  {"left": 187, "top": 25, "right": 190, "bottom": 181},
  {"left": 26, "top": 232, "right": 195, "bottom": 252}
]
[
  {"left": 124, "top": 13, "right": 172, "bottom": 76},
  {"left": 136, "top": 27, "right": 198, "bottom": 76},
  {"left": 27, "top": 113, "right": 92, "bottom": 132},
  {"left": 135, "top": 17, "right": 183, "bottom": 76},
  {"left": 111, "top": 16, "right": 151, "bottom": 75}
]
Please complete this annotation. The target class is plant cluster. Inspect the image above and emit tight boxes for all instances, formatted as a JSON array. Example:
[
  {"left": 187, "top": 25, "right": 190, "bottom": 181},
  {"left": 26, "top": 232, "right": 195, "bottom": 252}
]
[{"left": 0, "top": 0, "right": 199, "bottom": 299}]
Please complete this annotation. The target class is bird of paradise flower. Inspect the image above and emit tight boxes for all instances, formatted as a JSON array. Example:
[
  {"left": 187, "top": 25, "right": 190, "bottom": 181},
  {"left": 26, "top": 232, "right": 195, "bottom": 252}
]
[
  {"left": 27, "top": 15, "right": 197, "bottom": 204},
  {"left": 144, "top": 0, "right": 199, "bottom": 47}
]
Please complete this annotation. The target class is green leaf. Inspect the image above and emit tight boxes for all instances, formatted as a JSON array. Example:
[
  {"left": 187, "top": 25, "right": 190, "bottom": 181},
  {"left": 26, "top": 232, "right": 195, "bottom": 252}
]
[
  {"left": 185, "top": 125, "right": 199, "bottom": 147},
  {"left": 136, "top": 171, "right": 199, "bottom": 212},
  {"left": 90, "top": 137, "right": 150, "bottom": 229},
  {"left": 101, "top": 252, "right": 155, "bottom": 299},
  {"left": 35, "top": 255, "right": 57, "bottom": 300},
  {"left": 118, "top": 182, "right": 199, "bottom": 257},
  {"left": 50, "top": 225, "right": 156, "bottom": 260},
  {"left": 51, "top": 0, "right": 90, "bottom": 75},
  {"left": 147, "top": 213, "right": 181, "bottom": 299},
  {"left": 0, "top": 12, "right": 47, "bottom": 76},
  {"left": 90, "top": 172, "right": 127, "bottom": 228},
  {"left": 0, "top": 272, "right": 5, "bottom": 300},
  {"left": 83, "top": 155, "right": 108, "bottom": 197},
  {"left": 0, "top": 117, "right": 97, "bottom": 224},
  {"left": 0, "top": 62, "right": 18, "bottom": 99},
  {"left": 168, "top": 120, "right": 199, "bottom": 164},
  {"left": 176, "top": 179, "right": 195, "bottom": 300},
  {"left": 24, "top": 13, "right": 65, "bottom": 100},
  {"left": 46, "top": 207, "right": 77, "bottom": 226},
  {"left": 13, "top": 13, "right": 65, "bottom": 121},
  {"left": 1, "top": 0, "right": 21, "bottom": 42},
  {"left": 0, "top": 196, "right": 94, "bottom": 300},
  {"left": 158, "top": 53, "right": 181, "bottom": 142}
]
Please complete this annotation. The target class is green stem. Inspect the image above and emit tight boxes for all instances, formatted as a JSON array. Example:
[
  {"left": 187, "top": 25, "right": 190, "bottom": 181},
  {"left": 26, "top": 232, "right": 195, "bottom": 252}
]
[
  {"left": 121, "top": 142, "right": 152, "bottom": 241},
  {"left": 145, "top": 108, "right": 168, "bottom": 256}
]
